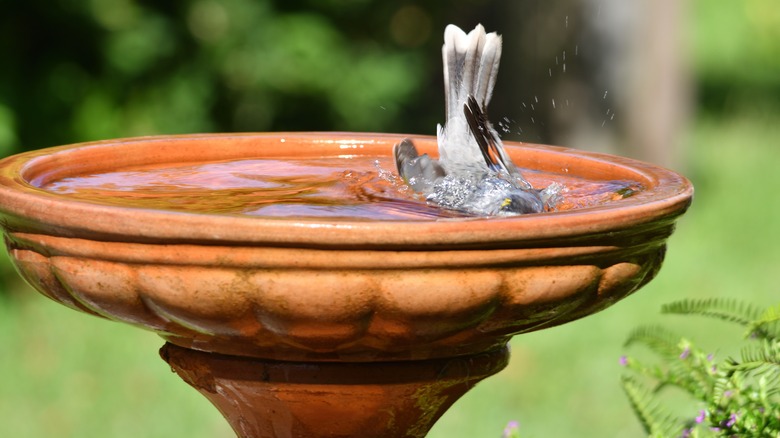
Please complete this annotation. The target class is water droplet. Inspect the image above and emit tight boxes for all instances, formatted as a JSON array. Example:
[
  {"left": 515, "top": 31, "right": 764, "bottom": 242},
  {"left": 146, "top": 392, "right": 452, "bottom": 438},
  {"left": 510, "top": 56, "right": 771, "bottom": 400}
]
[
  {"left": 563, "top": 63, "right": 566, "bottom": 73},
  {"left": 552, "top": 98, "right": 556, "bottom": 109},
  {"left": 565, "top": 15, "right": 569, "bottom": 28},
  {"left": 575, "top": 45, "right": 579, "bottom": 56},
  {"left": 531, "top": 117, "right": 536, "bottom": 124},
  {"left": 498, "top": 119, "right": 511, "bottom": 134},
  {"left": 548, "top": 68, "right": 552, "bottom": 77},
  {"left": 534, "top": 96, "right": 539, "bottom": 103},
  {"left": 603, "top": 90, "right": 609, "bottom": 99}
]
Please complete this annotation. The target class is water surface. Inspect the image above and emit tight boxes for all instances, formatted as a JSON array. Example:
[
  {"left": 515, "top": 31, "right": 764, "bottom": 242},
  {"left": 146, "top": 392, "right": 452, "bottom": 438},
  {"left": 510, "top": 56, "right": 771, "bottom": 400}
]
[{"left": 43, "top": 156, "right": 642, "bottom": 220}]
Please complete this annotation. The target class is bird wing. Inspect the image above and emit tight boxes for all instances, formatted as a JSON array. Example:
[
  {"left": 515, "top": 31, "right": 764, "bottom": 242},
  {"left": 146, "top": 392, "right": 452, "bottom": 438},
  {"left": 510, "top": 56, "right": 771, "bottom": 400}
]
[{"left": 393, "top": 139, "right": 445, "bottom": 193}]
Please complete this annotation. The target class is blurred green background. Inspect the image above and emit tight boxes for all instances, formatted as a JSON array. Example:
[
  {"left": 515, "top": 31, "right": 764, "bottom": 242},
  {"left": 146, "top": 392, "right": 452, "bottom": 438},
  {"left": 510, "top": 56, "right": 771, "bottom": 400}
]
[{"left": 1, "top": 0, "right": 778, "bottom": 437}]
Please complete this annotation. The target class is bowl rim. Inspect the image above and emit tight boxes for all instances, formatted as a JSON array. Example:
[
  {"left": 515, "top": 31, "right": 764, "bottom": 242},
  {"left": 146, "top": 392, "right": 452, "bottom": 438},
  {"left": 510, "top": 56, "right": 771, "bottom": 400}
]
[{"left": 0, "top": 132, "right": 693, "bottom": 247}]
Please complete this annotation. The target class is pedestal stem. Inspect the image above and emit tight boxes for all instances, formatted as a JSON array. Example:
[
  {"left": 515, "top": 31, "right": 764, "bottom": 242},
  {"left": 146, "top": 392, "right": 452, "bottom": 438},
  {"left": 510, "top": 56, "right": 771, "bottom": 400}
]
[{"left": 160, "top": 343, "right": 509, "bottom": 438}]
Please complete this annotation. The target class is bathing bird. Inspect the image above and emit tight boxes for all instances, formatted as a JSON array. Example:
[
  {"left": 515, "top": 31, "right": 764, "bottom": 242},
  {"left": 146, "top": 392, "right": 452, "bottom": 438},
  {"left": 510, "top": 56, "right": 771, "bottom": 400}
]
[{"left": 393, "top": 24, "right": 559, "bottom": 216}]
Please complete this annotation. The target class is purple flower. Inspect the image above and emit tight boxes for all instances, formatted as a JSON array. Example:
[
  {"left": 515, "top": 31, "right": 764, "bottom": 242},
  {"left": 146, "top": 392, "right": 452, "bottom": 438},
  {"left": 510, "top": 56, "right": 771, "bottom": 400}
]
[
  {"left": 680, "top": 347, "right": 691, "bottom": 360},
  {"left": 725, "top": 413, "right": 737, "bottom": 428},
  {"left": 706, "top": 353, "right": 714, "bottom": 361},
  {"left": 723, "top": 390, "right": 733, "bottom": 398},
  {"left": 619, "top": 356, "right": 628, "bottom": 366},
  {"left": 502, "top": 420, "right": 520, "bottom": 438},
  {"left": 680, "top": 428, "right": 692, "bottom": 438},
  {"left": 695, "top": 410, "right": 706, "bottom": 424}
]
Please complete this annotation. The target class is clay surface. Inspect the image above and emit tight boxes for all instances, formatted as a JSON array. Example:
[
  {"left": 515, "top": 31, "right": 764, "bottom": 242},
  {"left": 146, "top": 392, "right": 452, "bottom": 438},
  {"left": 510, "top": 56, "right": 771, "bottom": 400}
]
[
  {"left": 0, "top": 133, "right": 692, "bottom": 361},
  {"left": 161, "top": 343, "right": 509, "bottom": 438}
]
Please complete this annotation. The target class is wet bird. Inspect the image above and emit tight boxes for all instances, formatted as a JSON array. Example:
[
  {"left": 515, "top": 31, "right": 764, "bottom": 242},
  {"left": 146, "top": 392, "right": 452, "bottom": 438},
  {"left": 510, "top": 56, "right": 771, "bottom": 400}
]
[{"left": 393, "top": 24, "right": 559, "bottom": 216}]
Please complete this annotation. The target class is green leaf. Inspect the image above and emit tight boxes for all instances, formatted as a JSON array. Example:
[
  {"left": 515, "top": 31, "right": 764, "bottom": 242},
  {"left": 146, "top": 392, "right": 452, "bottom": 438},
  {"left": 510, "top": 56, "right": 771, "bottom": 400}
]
[
  {"left": 661, "top": 298, "right": 763, "bottom": 327},
  {"left": 747, "top": 304, "right": 780, "bottom": 341},
  {"left": 620, "top": 376, "right": 684, "bottom": 437},
  {"left": 624, "top": 325, "right": 685, "bottom": 360}
]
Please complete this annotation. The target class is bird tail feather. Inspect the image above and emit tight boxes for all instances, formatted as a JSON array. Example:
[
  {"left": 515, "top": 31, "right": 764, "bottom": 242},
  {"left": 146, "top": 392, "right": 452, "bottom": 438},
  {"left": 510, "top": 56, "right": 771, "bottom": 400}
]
[{"left": 442, "top": 24, "right": 502, "bottom": 122}]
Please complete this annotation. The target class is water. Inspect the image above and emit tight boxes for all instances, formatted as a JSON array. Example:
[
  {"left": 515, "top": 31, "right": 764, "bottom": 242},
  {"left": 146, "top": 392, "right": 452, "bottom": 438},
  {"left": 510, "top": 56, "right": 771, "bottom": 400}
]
[{"left": 42, "top": 156, "right": 643, "bottom": 221}]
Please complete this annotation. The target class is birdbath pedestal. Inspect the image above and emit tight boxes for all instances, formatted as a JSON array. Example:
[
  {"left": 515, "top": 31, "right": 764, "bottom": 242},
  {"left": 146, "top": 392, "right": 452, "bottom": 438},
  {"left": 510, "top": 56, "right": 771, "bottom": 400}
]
[{"left": 0, "top": 133, "right": 692, "bottom": 437}]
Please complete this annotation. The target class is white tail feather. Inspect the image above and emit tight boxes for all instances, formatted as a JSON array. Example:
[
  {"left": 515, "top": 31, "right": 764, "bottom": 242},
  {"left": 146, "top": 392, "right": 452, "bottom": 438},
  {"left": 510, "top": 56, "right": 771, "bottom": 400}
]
[{"left": 439, "top": 24, "right": 503, "bottom": 173}]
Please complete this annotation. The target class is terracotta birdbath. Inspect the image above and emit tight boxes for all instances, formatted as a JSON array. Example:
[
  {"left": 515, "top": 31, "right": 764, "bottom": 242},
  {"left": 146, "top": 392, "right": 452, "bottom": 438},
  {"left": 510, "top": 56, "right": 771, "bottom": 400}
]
[{"left": 0, "top": 132, "right": 692, "bottom": 437}]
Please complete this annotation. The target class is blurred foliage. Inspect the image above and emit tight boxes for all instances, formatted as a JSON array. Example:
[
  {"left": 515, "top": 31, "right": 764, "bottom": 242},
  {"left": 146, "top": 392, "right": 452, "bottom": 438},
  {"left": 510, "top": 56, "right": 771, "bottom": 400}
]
[
  {"left": 1, "top": 0, "right": 777, "bottom": 156},
  {"left": 0, "top": 0, "right": 511, "bottom": 155},
  {"left": 693, "top": 0, "right": 780, "bottom": 115}
]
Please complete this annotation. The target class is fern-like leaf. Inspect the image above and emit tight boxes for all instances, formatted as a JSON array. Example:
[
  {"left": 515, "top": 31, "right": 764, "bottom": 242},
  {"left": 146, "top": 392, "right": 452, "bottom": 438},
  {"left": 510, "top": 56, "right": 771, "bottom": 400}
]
[
  {"left": 746, "top": 303, "right": 780, "bottom": 341},
  {"left": 621, "top": 376, "right": 684, "bottom": 437},
  {"left": 727, "top": 340, "right": 780, "bottom": 373},
  {"left": 624, "top": 325, "right": 684, "bottom": 360},
  {"left": 661, "top": 298, "right": 762, "bottom": 327},
  {"left": 623, "top": 326, "right": 717, "bottom": 397},
  {"left": 711, "top": 374, "right": 734, "bottom": 406}
]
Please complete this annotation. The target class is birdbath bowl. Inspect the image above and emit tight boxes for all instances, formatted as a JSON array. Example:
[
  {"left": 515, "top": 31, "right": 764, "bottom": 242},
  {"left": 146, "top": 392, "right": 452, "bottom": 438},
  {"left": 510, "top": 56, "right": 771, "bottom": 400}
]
[{"left": 0, "top": 132, "right": 692, "bottom": 437}]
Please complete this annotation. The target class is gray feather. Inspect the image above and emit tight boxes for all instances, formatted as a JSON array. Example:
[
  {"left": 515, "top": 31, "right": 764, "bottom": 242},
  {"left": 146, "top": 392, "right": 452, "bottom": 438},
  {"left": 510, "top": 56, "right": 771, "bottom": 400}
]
[{"left": 393, "top": 139, "right": 445, "bottom": 193}]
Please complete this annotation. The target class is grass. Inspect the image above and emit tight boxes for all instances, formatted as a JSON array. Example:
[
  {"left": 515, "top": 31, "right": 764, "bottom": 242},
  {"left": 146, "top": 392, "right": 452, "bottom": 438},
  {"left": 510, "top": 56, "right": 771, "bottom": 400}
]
[
  {"left": 0, "top": 286, "right": 232, "bottom": 437},
  {"left": 0, "top": 113, "right": 778, "bottom": 437}
]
